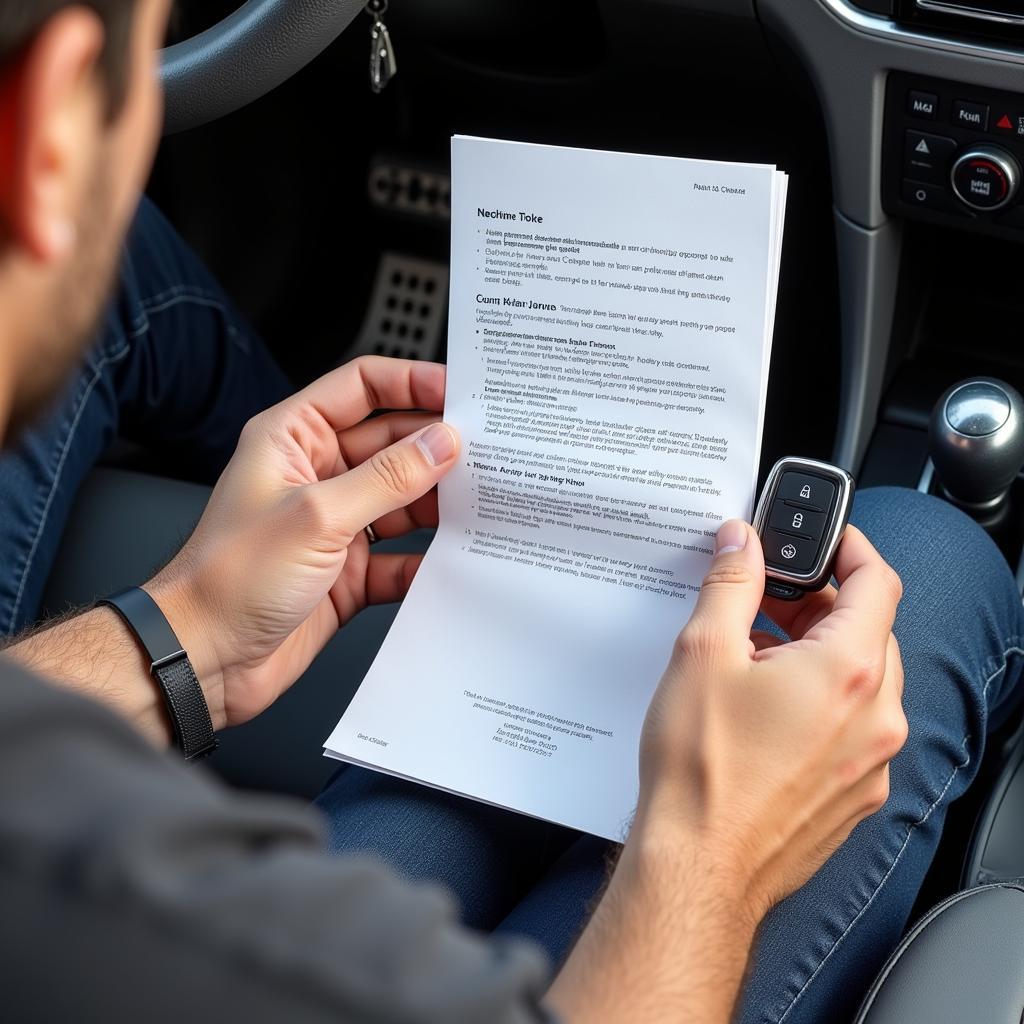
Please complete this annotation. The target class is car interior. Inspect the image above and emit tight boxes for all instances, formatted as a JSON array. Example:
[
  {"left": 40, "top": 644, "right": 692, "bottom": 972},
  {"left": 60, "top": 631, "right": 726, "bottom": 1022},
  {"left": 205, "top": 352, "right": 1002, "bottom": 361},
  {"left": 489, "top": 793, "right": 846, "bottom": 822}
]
[{"left": 35, "top": 0, "right": 1024, "bottom": 1018}]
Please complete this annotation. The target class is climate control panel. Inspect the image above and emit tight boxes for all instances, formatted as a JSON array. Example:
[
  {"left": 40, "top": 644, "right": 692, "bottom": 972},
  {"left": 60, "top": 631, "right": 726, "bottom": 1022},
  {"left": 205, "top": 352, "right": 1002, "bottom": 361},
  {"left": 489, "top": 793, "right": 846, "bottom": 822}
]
[{"left": 884, "top": 72, "right": 1024, "bottom": 237}]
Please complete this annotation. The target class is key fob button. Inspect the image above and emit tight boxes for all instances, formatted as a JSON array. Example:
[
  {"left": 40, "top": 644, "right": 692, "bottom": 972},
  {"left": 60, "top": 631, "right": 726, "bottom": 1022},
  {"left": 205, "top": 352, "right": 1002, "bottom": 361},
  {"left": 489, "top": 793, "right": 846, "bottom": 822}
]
[
  {"left": 776, "top": 472, "right": 836, "bottom": 512},
  {"left": 762, "top": 530, "right": 820, "bottom": 572},
  {"left": 767, "top": 502, "right": 826, "bottom": 541}
]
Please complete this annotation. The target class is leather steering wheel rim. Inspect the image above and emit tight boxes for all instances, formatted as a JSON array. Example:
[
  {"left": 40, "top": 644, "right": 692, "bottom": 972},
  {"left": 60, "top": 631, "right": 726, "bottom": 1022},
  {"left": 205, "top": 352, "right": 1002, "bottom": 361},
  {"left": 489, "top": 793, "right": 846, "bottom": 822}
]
[{"left": 160, "top": 0, "right": 365, "bottom": 135}]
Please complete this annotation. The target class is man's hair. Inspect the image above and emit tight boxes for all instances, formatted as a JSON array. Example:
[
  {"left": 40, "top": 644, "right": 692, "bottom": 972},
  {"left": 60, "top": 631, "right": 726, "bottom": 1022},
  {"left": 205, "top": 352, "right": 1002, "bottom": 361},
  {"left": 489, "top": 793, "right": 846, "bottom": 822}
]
[{"left": 0, "top": 1, "right": 139, "bottom": 113}]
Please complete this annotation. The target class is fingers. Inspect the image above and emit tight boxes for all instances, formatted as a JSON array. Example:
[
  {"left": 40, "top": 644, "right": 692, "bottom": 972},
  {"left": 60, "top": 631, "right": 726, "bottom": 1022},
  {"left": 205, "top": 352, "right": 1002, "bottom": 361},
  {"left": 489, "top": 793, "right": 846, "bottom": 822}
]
[
  {"left": 760, "top": 584, "right": 837, "bottom": 641},
  {"left": 338, "top": 413, "right": 443, "bottom": 539},
  {"left": 312, "top": 421, "right": 459, "bottom": 541},
  {"left": 246, "top": 359, "right": 446, "bottom": 483},
  {"left": 298, "top": 356, "right": 446, "bottom": 432},
  {"left": 793, "top": 528, "right": 902, "bottom": 692},
  {"left": 823, "top": 526, "right": 903, "bottom": 640},
  {"left": 680, "top": 520, "right": 766, "bottom": 658},
  {"left": 763, "top": 529, "right": 900, "bottom": 649},
  {"left": 369, "top": 489, "right": 439, "bottom": 540},
  {"left": 364, "top": 552, "right": 425, "bottom": 605},
  {"left": 337, "top": 411, "right": 441, "bottom": 470}
]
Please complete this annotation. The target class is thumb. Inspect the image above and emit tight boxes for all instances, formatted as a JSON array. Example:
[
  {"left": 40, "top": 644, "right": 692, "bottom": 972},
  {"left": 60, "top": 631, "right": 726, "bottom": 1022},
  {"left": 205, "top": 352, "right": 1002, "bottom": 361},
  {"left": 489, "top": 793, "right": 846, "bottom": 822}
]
[
  {"left": 684, "top": 520, "right": 766, "bottom": 651},
  {"left": 318, "top": 421, "right": 460, "bottom": 536}
]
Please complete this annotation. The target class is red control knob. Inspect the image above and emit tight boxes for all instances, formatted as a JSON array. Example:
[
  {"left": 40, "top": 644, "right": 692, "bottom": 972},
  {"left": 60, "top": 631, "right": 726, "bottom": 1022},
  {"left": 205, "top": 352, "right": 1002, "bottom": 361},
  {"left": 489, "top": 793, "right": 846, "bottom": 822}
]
[{"left": 951, "top": 145, "right": 1020, "bottom": 211}]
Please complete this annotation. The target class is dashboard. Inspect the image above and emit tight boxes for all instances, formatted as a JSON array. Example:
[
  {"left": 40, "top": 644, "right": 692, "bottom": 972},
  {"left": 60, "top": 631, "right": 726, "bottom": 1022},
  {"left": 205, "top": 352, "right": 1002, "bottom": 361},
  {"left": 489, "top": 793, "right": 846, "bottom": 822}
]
[{"left": 159, "top": 0, "right": 1024, "bottom": 482}]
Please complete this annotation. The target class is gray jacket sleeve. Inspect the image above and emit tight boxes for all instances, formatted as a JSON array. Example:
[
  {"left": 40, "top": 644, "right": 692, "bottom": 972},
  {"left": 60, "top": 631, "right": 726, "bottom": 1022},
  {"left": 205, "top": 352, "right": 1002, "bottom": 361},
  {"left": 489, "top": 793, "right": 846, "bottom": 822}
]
[{"left": 0, "top": 660, "right": 553, "bottom": 1023}]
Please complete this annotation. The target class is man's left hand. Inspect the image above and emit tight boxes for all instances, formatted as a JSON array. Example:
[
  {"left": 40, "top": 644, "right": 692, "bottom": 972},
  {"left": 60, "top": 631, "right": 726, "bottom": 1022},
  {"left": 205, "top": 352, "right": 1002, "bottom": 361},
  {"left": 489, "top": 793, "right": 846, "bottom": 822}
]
[{"left": 147, "top": 355, "right": 459, "bottom": 730}]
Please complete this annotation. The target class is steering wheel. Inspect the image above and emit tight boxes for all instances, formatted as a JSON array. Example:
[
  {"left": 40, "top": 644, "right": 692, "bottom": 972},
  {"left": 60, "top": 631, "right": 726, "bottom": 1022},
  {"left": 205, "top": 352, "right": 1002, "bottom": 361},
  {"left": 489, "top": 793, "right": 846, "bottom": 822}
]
[{"left": 161, "top": 0, "right": 366, "bottom": 135}]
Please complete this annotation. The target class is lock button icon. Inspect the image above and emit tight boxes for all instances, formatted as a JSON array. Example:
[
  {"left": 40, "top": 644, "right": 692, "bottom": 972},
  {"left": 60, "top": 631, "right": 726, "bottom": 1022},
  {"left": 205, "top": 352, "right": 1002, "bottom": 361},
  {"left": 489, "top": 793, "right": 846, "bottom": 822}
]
[{"left": 799, "top": 484, "right": 811, "bottom": 499}]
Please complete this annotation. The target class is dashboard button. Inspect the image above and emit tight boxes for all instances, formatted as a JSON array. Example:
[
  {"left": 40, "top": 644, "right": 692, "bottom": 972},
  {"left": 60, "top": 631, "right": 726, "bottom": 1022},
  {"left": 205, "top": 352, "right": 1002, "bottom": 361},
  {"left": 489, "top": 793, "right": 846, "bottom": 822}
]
[
  {"left": 762, "top": 530, "right": 819, "bottom": 573},
  {"left": 907, "top": 90, "right": 938, "bottom": 120},
  {"left": 904, "top": 130, "right": 956, "bottom": 183},
  {"left": 901, "top": 178, "right": 967, "bottom": 215},
  {"left": 952, "top": 99, "right": 989, "bottom": 131},
  {"left": 951, "top": 147, "right": 1019, "bottom": 210},
  {"left": 994, "top": 111, "right": 1015, "bottom": 134}
]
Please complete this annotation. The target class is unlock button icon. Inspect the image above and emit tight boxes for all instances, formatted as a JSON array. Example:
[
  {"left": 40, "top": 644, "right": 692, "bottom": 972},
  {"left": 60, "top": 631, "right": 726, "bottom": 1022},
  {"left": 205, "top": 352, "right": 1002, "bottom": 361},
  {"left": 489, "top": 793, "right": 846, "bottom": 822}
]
[{"left": 767, "top": 500, "right": 824, "bottom": 540}]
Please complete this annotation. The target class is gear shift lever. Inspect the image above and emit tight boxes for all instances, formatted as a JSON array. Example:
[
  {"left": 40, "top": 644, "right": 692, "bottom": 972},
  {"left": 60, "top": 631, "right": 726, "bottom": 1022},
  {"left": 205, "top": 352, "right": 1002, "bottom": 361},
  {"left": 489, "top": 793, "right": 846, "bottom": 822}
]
[{"left": 929, "top": 377, "right": 1024, "bottom": 516}]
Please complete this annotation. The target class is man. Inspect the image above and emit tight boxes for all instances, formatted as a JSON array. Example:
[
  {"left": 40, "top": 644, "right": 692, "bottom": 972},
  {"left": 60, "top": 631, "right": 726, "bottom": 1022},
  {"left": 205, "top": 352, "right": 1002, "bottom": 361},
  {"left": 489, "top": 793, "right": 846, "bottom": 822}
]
[{"left": 0, "top": 2, "right": 1020, "bottom": 1021}]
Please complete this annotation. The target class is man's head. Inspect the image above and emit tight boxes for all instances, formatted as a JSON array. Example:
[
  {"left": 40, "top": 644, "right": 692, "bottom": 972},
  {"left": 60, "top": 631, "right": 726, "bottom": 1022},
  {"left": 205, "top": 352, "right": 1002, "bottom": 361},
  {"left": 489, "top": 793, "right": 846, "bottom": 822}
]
[{"left": 0, "top": 0, "right": 170, "bottom": 437}]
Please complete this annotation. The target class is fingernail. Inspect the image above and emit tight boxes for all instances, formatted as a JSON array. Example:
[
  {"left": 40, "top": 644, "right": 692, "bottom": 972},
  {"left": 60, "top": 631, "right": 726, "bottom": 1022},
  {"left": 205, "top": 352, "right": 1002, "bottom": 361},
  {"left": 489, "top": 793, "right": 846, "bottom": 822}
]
[
  {"left": 415, "top": 423, "right": 457, "bottom": 466},
  {"left": 714, "top": 519, "right": 748, "bottom": 556}
]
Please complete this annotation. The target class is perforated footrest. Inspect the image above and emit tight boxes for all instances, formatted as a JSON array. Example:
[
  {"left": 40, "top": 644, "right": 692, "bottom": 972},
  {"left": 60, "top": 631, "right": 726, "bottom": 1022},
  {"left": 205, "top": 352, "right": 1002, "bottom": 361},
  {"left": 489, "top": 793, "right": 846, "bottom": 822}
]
[{"left": 347, "top": 252, "right": 448, "bottom": 363}]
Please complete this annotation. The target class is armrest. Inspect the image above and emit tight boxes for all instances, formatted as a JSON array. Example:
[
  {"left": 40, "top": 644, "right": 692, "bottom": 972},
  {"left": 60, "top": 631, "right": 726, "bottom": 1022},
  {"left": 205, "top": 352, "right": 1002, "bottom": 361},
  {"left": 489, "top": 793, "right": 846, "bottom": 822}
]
[{"left": 855, "top": 884, "right": 1024, "bottom": 1023}]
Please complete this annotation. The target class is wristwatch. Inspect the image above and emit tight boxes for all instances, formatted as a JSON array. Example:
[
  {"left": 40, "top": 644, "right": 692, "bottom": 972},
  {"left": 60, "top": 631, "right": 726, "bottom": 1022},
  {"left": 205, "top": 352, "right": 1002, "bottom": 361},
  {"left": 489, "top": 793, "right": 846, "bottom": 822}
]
[{"left": 98, "top": 587, "right": 218, "bottom": 760}]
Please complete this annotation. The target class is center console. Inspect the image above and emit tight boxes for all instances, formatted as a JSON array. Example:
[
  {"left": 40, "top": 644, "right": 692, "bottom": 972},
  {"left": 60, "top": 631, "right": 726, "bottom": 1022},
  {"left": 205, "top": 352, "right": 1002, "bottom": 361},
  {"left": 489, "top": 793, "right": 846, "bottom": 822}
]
[
  {"left": 752, "top": 0, "right": 1024, "bottom": 475},
  {"left": 884, "top": 71, "right": 1024, "bottom": 236}
]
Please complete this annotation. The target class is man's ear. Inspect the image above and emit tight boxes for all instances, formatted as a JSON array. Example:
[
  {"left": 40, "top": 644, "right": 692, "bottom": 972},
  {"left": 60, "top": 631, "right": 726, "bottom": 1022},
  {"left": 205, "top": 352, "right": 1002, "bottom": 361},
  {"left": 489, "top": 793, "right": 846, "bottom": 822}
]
[{"left": 0, "top": 7, "right": 106, "bottom": 264}]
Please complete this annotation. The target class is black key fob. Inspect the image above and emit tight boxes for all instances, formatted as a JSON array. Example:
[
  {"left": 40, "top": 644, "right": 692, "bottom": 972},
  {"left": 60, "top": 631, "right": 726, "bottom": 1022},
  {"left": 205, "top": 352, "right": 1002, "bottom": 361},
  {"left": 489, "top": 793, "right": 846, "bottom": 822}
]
[{"left": 752, "top": 457, "right": 856, "bottom": 601}]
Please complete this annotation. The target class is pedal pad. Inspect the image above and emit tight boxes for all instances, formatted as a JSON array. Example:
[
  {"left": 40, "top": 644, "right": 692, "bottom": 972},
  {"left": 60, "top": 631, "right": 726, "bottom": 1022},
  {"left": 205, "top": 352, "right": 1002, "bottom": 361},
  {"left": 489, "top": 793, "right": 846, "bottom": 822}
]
[
  {"left": 368, "top": 157, "right": 450, "bottom": 221},
  {"left": 347, "top": 252, "right": 449, "bottom": 363}
]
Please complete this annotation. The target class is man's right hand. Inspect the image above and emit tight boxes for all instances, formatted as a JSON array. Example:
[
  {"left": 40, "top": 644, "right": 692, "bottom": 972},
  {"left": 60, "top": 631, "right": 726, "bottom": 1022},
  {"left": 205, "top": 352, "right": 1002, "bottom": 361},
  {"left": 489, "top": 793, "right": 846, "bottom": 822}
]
[
  {"left": 636, "top": 517, "right": 907, "bottom": 916},
  {"left": 548, "top": 518, "right": 906, "bottom": 1023}
]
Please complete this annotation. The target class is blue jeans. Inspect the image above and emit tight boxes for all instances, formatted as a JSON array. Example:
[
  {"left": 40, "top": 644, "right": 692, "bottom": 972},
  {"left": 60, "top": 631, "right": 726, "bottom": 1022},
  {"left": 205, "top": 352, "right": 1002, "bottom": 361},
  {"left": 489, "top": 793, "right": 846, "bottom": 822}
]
[
  {"left": 315, "top": 488, "right": 1024, "bottom": 1023},
  {"left": 0, "top": 197, "right": 291, "bottom": 635},
  {"left": 3, "top": 200, "right": 1022, "bottom": 1022}
]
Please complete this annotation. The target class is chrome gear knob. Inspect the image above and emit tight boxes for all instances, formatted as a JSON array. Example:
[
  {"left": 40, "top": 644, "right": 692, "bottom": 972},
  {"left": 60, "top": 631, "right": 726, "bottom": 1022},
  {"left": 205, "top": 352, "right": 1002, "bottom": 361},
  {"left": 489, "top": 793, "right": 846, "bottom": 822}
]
[{"left": 929, "top": 377, "right": 1024, "bottom": 513}]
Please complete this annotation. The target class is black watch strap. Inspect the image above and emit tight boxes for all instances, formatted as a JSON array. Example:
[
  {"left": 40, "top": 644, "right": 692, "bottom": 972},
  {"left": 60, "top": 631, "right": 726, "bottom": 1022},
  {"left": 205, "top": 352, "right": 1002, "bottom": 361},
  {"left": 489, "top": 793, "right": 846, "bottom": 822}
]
[{"left": 98, "top": 587, "right": 217, "bottom": 761}]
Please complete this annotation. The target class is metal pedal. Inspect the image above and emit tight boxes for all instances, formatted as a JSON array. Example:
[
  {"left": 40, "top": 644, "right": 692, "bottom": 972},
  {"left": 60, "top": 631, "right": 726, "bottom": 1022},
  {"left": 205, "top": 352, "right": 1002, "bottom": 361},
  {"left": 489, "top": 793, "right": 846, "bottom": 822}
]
[{"left": 347, "top": 252, "right": 448, "bottom": 362}]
